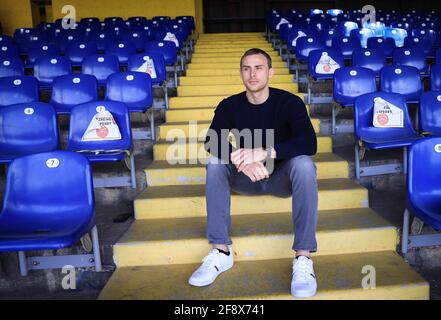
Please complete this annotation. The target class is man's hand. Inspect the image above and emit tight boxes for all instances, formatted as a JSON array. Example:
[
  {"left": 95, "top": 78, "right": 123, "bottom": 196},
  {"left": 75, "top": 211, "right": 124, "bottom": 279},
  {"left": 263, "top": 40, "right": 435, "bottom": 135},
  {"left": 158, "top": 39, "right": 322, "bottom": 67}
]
[
  {"left": 240, "top": 162, "right": 270, "bottom": 182},
  {"left": 231, "top": 148, "right": 267, "bottom": 172}
]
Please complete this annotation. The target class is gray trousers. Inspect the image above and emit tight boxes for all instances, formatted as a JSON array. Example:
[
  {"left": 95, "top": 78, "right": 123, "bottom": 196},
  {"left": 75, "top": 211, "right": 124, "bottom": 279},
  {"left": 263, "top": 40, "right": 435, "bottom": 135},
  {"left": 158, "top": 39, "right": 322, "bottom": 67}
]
[{"left": 206, "top": 155, "right": 318, "bottom": 252}]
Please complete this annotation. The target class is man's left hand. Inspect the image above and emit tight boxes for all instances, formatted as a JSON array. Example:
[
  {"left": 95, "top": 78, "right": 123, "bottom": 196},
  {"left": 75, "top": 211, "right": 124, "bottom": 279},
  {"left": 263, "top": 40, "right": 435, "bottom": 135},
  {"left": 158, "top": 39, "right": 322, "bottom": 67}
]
[{"left": 231, "top": 148, "right": 267, "bottom": 172}]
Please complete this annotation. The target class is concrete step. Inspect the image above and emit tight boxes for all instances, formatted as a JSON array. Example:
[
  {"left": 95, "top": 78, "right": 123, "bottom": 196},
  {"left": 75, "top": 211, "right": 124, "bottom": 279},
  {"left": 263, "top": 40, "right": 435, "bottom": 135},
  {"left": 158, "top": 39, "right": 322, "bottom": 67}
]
[
  {"left": 190, "top": 55, "right": 282, "bottom": 64},
  {"left": 144, "top": 153, "right": 347, "bottom": 186},
  {"left": 177, "top": 82, "right": 297, "bottom": 97},
  {"left": 194, "top": 47, "right": 275, "bottom": 54},
  {"left": 169, "top": 93, "right": 305, "bottom": 109},
  {"left": 191, "top": 52, "right": 279, "bottom": 59},
  {"left": 187, "top": 61, "right": 286, "bottom": 69},
  {"left": 152, "top": 135, "right": 332, "bottom": 162},
  {"left": 179, "top": 74, "right": 293, "bottom": 85},
  {"left": 99, "top": 251, "right": 429, "bottom": 299},
  {"left": 113, "top": 208, "right": 396, "bottom": 267},
  {"left": 133, "top": 179, "right": 368, "bottom": 219},
  {"left": 185, "top": 67, "right": 288, "bottom": 76},
  {"left": 159, "top": 117, "right": 320, "bottom": 137}
]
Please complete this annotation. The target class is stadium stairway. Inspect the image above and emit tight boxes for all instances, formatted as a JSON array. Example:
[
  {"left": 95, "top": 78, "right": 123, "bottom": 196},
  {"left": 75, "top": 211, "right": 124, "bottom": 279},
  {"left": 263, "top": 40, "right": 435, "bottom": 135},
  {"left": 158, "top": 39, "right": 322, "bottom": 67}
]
[{"left": 99, "top": 33, "right": 429, "bottom": 300}]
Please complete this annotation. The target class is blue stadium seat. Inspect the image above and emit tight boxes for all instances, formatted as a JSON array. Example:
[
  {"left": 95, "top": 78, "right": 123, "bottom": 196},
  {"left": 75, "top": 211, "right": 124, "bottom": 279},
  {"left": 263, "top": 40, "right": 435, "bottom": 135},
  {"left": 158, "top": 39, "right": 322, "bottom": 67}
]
[
  {"left": 145, "top": 41, "right": 178, "bottom": 86},
  {"left": 25, "top": 42, "right": 60, "bottom": 68},
  {"left": 436, "top": 48, "right": 441, "bottom": 64},
  {"left": 337, "top": 21, "right": 359, "bottom": 37},
  {"left": 393, "top": 48, "right": 429, "bottom": 75},
  {"left": 0, "top": 102, "right": 58, "bottom": 163},
  {"left": 352, "top": 48, "right": 386, "bottom": 76},
  {"left": 0, "top": 150, "right": 101, "bottom": 276},
  {"left": 65, "top": 41, "right": 98, "bottom": 67},
  {"left": 411, "top": 28, "right": 437, "bottom": 46},
  {"left": 331, "top": 36, "right": 361, "bottom": 59},
  {"left": 105, "top": 71, "right": 155, "bottom": 140},
  {"left": 334, "top": 67, "right": 377, "bottom": 106},
  {"left": 363, "top": 21, "right": 385, "bottom": 37},
  {"left": 402, "top": 136, "right": 441, "bottom": 253},
  {"left": 384, "top": 27, "right": 408, "bottom": 47},
  {"left": 0, "top": 42, "right": 19, "bottom": 59},
  {"left": 0, "top": 57, "right": 24, "bottom": 78},
  {"left": 0, "top": 76, "right": 39, "bottom": 107},
  {"left": 380, "top": 65, "right": 422, "bottom": 103},
  {"left": 403, "top": 36, "right": 433, "bottom": 56},
  {"left": 367, "top": 37, "right": 396, "bottom": 57},
  {"left": 33, "top": 56, "right": 71, "bottom": 89},
  {"left": 120, "top": 30, "right": 151, "bottom": 52},
  {"left": 332, "top": 66, "right": 377, "bottom": 134},
  {"left": 419, "top": 91, "right": 441, "bottom": 134},
  {"left": 81, "top": 54, "right": 120, "bottom": 86},
  {"left": 55, "top": 30, "right": 83, "bottom": 54},
  {"left": 105, "top": 40, "right": 137, "bottom": 67},
  {"left": 0, "top": 35, "right": 14, "bottom": 46},
  {"left": 430, "top": 64, "right": 441, "bottom": 91},
  {"left": 66, "top": 100, "right": 136, "bottom": 188},
  {"left": 320, "top": 28, "right": 343, "bottom": 47},
  {"left": 354, "top": 91, "right": 422, "bottom": 179},
  {"left": 50, "top": 74, "right": 98, "bottom": 114},
  {"left": 85, "top": 31, "right": 116, "bottom": 52},
  {"left": 307, "top": 48, "right": 344, "bottom": 105},
  {"left": 350, "top": 28, "right": 375, "bottom": 48},
  {"left": 294, "top": 36, "right": 326, "bottom": 62},
  {"left": 128, "top": 52, "right": 168, "bottom": 108}
]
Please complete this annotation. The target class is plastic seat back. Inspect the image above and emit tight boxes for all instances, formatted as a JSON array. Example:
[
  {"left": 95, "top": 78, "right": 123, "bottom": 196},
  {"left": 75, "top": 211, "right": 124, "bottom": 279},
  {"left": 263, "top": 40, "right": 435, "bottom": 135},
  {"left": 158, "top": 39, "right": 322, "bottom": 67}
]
[
  {"left": 420, "top": 91, "right": 441, "bottom": 134},
  {"left": 34, "top": 56, "right": 71, "bottom": 88},
  {"left": 0, "top": 42, "right": 19, "bottom": 59},
  {"left": 321, "top": 28, "right": 343, "bottom": 47},
  {"left": 0, "top": 76, "right": 39, "bottom": 107},
  {"left": 105, "top": 71, "right": 153, "bottom": 112},
  {"left": 50, "top": 74, "right": 98, "bottom": 114},
  {"left": 384, "top": 27, "right": 408, "bottom": 47},
  {"left": 81, "top": 54, "right": 119, "bottom": 85},
  {"left": 333, "top": 67, "right": 377, "bottom": 106},
  {"left": 65, "top": 42, "right": 98, "bottom": 67},
  {"left": 66, "top": 100, "right": 132, "bottom": 157},
  {"left": 331, "top": 36, "right": 361, "bottom": 58},
  {"left": 128, "top": 52, "right": 166, "bottom": 85},
  {"left": 337, "top": 21, "right": 359, "bottom": 36},
  {"left": 308, "top": 48, "right": 344, "bottom": 80},
  {"left": 407, "top": 137, "right": 441, "bottom": 229},
  {"left": 119, "top": 30, "right": 150, "bottom": 51},
  {"left": 393, "top": 48, "right": 428, "bottom": 74},
  {"left": 85, "top": 31, "right": 116, "bottom": 52},
  {"left": 144, "top": 41, "right": 177, "bottom": 65},
  {"left": 105, "top": 41, "right": 137, "bottom": 66},
  {"left": 403, "top": 36, "right": 433, "bottom": 56},
  {"left": 0, "top": 150, "right": 94, "bottom": 250},
  {"left": 295, "top": 36, "right": 326, "bottom": 62},
  {"left": 380, "top": 65, "right": 422, "bottom": 103},
  {"left": 437, "top": 48, "right": 441, "bottom": 64},
  {"left": 354, "top": 91, "right": 419, "bottom": 143},
  {"left": 0, "top": 57, "right": 24, "bottom": 78},
  {"left": 350, "top": 28, "right": 375, "bottom": 48},
  {"left": 26, "top": 43, "right": 60, "bottom": 68},
  {"left": 352, "top": 48, "right": 386, "bottom": 76},
  {"left": 0, "top": 102, "right": 58, "bottom": 163},
  {"left": 367, "top": 37, "right": 396, "bottom": 57}
]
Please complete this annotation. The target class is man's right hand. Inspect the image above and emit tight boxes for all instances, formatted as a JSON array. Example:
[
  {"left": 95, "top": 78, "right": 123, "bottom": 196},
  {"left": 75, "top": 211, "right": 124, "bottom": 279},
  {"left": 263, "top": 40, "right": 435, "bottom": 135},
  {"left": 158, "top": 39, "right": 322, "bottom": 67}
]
[{"left": 240, "top": 162, "right": 270, "bottom": 182}]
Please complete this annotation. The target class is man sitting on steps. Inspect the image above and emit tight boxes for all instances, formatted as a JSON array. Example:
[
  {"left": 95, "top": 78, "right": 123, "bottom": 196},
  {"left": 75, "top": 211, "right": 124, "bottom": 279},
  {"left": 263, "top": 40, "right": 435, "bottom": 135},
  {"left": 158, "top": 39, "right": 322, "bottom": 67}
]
[{"left": 188, "top": 48, "right": 319, "bottom": 298}]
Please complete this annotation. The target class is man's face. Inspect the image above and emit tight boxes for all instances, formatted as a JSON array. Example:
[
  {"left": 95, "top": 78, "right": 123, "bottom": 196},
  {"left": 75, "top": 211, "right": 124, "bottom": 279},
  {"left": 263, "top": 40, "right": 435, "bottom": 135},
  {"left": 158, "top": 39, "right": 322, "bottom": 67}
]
[{"left": 240, "top": 53, "right": 274, "bottom": 93}]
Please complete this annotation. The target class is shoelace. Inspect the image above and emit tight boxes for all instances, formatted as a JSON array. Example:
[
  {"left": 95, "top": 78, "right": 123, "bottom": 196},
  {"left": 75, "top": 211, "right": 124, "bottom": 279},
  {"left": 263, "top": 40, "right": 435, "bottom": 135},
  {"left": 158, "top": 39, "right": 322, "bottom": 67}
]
[
  {"left": 293, "top": 259, "right": 311, "bottom": 283},
  {"left": 198, "top": 250, "right": 219, "bottom": 272}
]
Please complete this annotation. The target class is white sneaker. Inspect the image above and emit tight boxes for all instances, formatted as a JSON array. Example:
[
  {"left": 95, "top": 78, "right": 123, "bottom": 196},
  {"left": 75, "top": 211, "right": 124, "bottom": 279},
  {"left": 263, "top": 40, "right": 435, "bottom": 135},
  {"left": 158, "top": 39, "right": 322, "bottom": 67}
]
[
  {"left": 291, "top": 256, "right": 317, "bottom": 298},
  {"left": 188, "top": 249, "right": 234, "bottom": 287}
]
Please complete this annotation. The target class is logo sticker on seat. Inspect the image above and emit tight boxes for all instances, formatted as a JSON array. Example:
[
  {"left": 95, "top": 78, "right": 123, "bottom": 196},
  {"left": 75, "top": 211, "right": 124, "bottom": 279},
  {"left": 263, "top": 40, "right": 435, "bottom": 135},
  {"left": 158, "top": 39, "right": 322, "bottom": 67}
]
[
  {"left": 46, "top": 158, "right": 60, "bottom": 168},
  {"left": 24, "top": 108, "right": 34, "bottom": 115},
  {"left": 435, "top": 144, "right": 441, "bottom": 153}
]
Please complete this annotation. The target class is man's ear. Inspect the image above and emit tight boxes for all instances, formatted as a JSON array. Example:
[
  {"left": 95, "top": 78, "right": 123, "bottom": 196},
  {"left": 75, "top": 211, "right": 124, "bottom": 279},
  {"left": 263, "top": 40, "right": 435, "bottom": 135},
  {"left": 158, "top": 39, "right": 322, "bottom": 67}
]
[{"left": 269, "top": 67, "right": 275, "bottom": 78}]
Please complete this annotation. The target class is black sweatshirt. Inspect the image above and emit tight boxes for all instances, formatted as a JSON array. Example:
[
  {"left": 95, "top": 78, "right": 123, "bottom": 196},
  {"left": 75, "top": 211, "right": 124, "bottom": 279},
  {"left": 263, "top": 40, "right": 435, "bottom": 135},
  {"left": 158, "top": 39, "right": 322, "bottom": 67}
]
[{"left": 204, "top": 87, "right": 317, "bottom": 163}]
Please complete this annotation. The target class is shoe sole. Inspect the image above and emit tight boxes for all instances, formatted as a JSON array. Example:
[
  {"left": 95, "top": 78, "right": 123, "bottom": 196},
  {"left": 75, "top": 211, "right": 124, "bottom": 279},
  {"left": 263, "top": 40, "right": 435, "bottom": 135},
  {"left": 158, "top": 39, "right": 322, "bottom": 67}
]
[
  {"left": 188, "top": 262, "right": 234, "bottom": 287},
  {"left": 291, "top": 287, "right": 317, "bottom": 298}
]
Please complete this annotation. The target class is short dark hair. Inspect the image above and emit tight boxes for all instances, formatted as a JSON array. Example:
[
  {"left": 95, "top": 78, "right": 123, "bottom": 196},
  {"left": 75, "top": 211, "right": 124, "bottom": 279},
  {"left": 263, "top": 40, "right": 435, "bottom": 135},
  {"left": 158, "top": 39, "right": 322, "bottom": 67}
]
[{"left": 240, "top": 48, "right": 272, "bottom": 69}]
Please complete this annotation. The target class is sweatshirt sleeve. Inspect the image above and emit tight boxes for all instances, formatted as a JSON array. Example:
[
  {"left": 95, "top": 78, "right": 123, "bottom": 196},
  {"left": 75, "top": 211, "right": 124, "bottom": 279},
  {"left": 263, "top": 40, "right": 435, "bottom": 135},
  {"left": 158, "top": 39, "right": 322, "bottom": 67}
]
[
  {"left": 273, "top": 94, "right": 317, "bottom": 159},
  {"left": 204, "top": 99, "right": 236, "bottom": 162}
]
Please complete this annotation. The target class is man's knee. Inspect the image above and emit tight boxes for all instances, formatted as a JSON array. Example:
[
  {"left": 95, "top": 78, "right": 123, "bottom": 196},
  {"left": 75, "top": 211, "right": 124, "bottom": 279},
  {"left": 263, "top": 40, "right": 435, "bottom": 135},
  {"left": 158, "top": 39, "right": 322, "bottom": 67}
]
[
  {"left": 287, "top": 155, "right": 316, "bottom": 177},
  {"left": 206, "top": 156, "right": 230, "bottom": 177}
]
